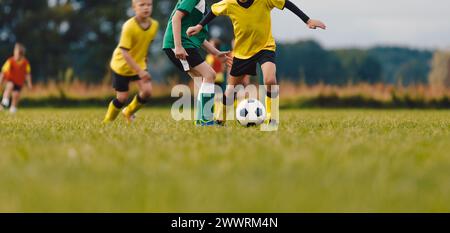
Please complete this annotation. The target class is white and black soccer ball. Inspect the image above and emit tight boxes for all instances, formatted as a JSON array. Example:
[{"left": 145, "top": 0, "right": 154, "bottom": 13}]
[{"left": 236, "top": 99, "right": 266, "bottom": 127}]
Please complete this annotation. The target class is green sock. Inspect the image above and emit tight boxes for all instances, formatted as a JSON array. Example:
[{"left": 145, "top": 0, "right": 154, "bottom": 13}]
[{"left": 197, "top": 83, "right": 215, "bottom": 122}]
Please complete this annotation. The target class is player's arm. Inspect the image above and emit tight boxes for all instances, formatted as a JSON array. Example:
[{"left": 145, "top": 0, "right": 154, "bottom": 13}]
[
  {"left": 25, "top": 63, "right": 32, "bottom": 89},
  {"left": 26, "top": 74, "right": 32, "bottom": 89},
  {"left": 172, "top": 10, "right": 189, "bottom": 60},
  {"left": 201, "top": 40, "right": 232, "bottom": 65},
  {"left": 0, "top": 60, "right": 10, "bottom": 84},
  {"left": 186, "top": 11, "right": 216, "bottom": 37},
  {"left": 283, "top": 1, "right": 326, "bottom": 29},
  {"left": 121, "top": 49, "right": 151, "bottom": 80}
]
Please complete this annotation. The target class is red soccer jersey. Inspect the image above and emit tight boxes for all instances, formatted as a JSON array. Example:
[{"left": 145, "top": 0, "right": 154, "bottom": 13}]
[
  {"left": 206, "top": 54, "right": 224, "bottom": 73},
  {"left": 2, "top": 57, "right": 31, "bottom": 86}
]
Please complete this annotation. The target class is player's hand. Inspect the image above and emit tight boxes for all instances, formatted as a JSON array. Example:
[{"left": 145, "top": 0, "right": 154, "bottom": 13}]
[
  {"left": 186, "top": 25, "right": 203, "bottom": 37},
  {"left": 138, "top": 70, "right": 151, "bottom": 81},
  {"left": 307, "top": 19, "right": 326, "bottom": 30},
  {"left": 28, "top": 84, "right": 33, "bottom": 90},
  {"left": 174, "top": 46, "right": 189, "bottom": 60},
  {"left": 217, "top": 51, "right": 233, "bottom": 67}
]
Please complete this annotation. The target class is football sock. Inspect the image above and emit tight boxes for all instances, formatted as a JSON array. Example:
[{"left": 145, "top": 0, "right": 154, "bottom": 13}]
[
  {"left": 265, "top": 89, "right": 279, "bottom": 123},
  {"left": 196, "top": 82, "right": 215, "bottom": 122},
  {"left": 217, "top": 93, "right": 235, "bottom": 122},
  {"left": 214, "top": 94, "right": 225, "bottom": 122},
  {"left": 103, "top": 98, "right": 124, "bottom": 123},
  {"left": 123, "top": 94, "right": 147, "bottom": 118}
]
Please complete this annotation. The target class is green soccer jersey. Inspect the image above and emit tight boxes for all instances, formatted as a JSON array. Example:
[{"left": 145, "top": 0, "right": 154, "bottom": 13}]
[{"left": 163, "top": 0, "right": 209, "bottom": 49}]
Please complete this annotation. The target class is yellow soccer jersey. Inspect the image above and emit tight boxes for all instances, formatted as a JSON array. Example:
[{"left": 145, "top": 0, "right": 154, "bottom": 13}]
[
  {"left": 212, "top": 0, "right": 285, "bottom": 60},
  {"left": 110, "top": 17, "right": 159, "bottom": 76}
]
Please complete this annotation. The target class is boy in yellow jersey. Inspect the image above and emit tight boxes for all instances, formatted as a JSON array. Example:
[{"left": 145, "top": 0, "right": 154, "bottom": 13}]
[
  {"left": 103, "top": 0, "right": 159, "bottom": 123},
  {"left": 187, "top": 0, "right": 326, "bottom": 130}
]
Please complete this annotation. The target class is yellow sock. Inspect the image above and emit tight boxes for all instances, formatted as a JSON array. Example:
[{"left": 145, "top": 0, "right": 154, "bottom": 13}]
[
  {"left": 214, "top": 100, "right": 224, "bottom": 122},
  {"left": 265, "top": 95, "right": 279, "bottom": 122},
  {"left": 123, "top": 95, "right": 144, "bottom": 118},
  {"left": 103, "top": 101, "right": 121, "bottom": 123}
]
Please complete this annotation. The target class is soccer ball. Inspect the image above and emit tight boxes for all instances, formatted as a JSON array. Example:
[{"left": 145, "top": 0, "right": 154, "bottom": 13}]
[{"left": 236, "top": 98, "right": 266, "bottom": 127}]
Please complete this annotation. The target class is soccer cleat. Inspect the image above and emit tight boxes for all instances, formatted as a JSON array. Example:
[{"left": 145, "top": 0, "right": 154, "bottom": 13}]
[
  {"left": 1, "top": 98, "right": 9, "bottom": 108},
  {"left": 195, "top": 119, "right": 222, "bottom": 127},
  {"left": 102, "top": 101, "right": 121, "bottom": 124},
  {"left": 9, "top": 106, "right": 17, "bottom": 114},
  {"left": 214, "top": 120, "right": 225, "bottom": 126},
  {"left": 122, "top": 107, "right": 136, "bottom": 123},
  {"left": 261, "top": 118, "right": 279, "bottom": 131}
]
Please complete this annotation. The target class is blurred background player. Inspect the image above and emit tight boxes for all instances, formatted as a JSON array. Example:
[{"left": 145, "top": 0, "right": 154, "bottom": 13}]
[
  {"left": 205, "top": 39, "right": 226, "bottom": 88},
  {"left": 187, "top": 0, "right": 326, "bottom": 130},
  {"left": 103, "top": 0, "right": 159, "bottom": 123},
  {"left": 163, "top": 0, "right": 231, "bottom": 126},
  {"left": 0, "top": 43, "right": 32, "bottom": 114}
]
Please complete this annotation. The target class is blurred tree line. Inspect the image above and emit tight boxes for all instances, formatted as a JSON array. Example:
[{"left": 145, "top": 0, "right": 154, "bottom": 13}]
[
  {"left": 278, "top": 41, "right": 433, "bottom": 85},
  {"left": 0, "top": 0, "right": 443, "bottom": 87}
]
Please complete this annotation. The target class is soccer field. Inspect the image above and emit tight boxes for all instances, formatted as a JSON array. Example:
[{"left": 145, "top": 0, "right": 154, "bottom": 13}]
[{"left": 0, "top": 108, "right": 449, "bottom": 212}]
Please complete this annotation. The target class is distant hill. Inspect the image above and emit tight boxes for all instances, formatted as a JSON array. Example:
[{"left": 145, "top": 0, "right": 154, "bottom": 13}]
[{"left": 276, "top": 41, "right": 433, "bottom": 85}]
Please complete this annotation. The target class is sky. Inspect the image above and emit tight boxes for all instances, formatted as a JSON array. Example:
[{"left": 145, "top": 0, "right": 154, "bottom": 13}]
[{"left": 271, "top": 0, "right": 450, "bottom": 49}]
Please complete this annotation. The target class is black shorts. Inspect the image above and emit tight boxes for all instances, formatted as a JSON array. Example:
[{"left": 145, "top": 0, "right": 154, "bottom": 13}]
[
  {"left": 112, "top": 72, "right": 141, "bottom": 92},
  {"left": 12, "top": 83, "right": 23, "bottom": 92},
  {"left": 230, "top": 50, "right": 276, "bottom": 77},
  {"left": 164, "top": 48, "right": 205, "bottom": 72},
  {"left": 6, "top": 81, "right": 23, "bottom": 92}
]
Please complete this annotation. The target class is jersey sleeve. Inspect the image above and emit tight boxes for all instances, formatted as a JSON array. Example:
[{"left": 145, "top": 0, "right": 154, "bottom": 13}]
[
  {"left": 205, "top": 54, "right": 214, "bottom": 65},
  {"left": 177, "top": 0, "right": 200, "bottom": 14},
  {"left": 26, "top": 62, "right": 31, "bottom": 74},
  {"left": 150, "top": 20, "right": 160, "bottom": 41},
  {"left": 211, "top": 1, "right": 228, "bottom": 16},
  {"left": 1, "top": 60, "right": 11, "bottom": 73},
  {"left": 118, "top": 22, "right": 133, "bottom": 50},
  {"left": 267, "top": 0, "right": 286, "bottom": 10}
]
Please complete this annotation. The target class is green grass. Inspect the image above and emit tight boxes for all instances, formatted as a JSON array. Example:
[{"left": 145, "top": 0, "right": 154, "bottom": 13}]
[{"left": 0, "top": 108, "right": 449, "bottom": 212}]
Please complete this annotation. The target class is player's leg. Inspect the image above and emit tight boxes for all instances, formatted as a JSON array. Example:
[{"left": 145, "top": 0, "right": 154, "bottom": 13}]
[
  {"left": 103, "top": 73, "right": 130, "bottom": 123},
  {"left": 103, "top": 91, "right": 128, "bottom": 123},
  {"left": 186, "top": 69, "right": 208, "bottom": 124},
  {"left": 163, "top": 48, "right": 217, "bottom": 126},
  {"left": 190, "top": 62, "right": 216, "bottom": 125},
  {"left": 221, "top": 56, "right": 257, "bottom": 123},
  {"left": 232, "top": 75, "right": 252, "bottom": 109},
  {"left": 10, "top": 91, "right": 20, "bottom": 114},
  {"left": 122, "top": 78, "right": 152, "bottom": 122},
  {"left": 9, "top": 84, "right": 22, "bottom": 113},
  {"left": 260, "top": 61, "right": 279, "bottom": 128},
  {"left": 213, "top": 72, "right": 226, "bottom": 121},
  {"left": 219, "top": 75, "right": 245, "bottom": 123},
  {"left": 242, "top": 75, "right": 251, "bottom": 86},
  {"left": 1, "top": 81, "right": 13, "bottom": 108}
]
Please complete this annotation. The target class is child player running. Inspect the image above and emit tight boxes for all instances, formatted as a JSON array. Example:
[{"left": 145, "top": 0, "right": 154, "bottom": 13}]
[
  {"left": 103, "top": 0, "right": 159, "bottom": 123},
  {"left": 187, "top": 0, "right": 326, "bottom": 130},
  {"left": 0, "top": 43, "right": 32, "bottom": 114},
  {"left": 162, "top": 0, "right": 232, "bottom": 126}
]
